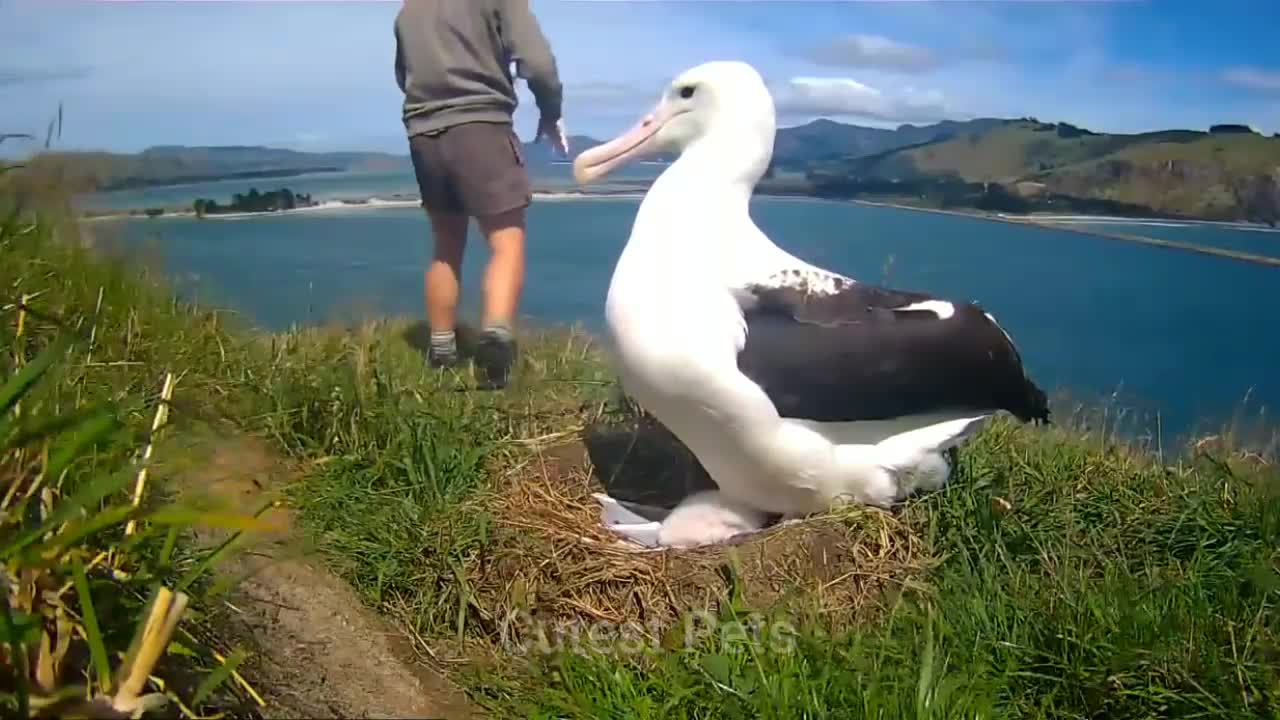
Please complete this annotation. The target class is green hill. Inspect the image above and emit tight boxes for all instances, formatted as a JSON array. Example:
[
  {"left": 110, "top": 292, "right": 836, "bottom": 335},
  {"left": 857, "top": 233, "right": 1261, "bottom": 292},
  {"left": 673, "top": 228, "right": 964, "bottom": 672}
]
[
  {"left": 17, "top": 145, "right": 409, "bottom": 192},
  {"left": 770, "top": 117, "right": 1005, "bottom": 168},
  {"left": 1035, "top": 130, "right": 1280, "bottom": 220},
  {"left": 812, "top": 120, "right": 1280, "bottom": 222}
]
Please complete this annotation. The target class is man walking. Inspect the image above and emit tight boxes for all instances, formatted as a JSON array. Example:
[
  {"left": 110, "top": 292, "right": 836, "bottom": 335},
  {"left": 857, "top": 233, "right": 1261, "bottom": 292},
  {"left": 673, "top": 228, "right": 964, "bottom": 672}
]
[{"left": 394, "top": 0, "right": 568, "bottom": 389}]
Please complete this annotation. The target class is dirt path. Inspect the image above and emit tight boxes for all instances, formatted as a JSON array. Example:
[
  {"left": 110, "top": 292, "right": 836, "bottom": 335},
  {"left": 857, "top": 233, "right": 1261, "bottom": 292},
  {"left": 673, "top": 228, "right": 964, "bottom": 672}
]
[{"left": 171, "top": 432, "right": 478, "bottom": 720}]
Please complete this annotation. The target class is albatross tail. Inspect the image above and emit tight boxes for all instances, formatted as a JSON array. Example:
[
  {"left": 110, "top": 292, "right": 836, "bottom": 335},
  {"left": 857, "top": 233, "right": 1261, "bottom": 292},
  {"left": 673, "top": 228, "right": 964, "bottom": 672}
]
[{"left": 826, "top": 413, "right": 993, "bottom": 505}]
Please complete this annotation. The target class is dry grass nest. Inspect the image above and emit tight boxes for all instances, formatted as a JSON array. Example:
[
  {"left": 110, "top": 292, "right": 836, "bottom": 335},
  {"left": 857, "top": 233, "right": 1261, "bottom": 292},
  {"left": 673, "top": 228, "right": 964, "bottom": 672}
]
[{"left": 460, "top": 414, "right": 934, "bottom": 655}]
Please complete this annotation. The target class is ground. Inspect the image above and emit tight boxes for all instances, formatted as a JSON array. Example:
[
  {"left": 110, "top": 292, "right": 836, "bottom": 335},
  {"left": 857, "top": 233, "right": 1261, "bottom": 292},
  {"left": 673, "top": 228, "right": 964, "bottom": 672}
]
[{"left": 168, "top": 432, "right": 478, "bottom": 719}]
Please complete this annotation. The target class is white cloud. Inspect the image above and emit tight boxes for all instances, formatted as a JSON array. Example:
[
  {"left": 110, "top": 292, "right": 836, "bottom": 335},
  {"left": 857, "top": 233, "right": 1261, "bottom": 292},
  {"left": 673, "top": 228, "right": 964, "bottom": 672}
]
[
  {"left": 804, "top": 34, "right": 937, "bottom": 74},
  {"left": 1223, "top": 66, "right": 1280, "bottom": 93},
  {"left": 774, "top": 77, "right": 953, "bottom": 124},
  {"left": 4, "top": 0, "right": 1277, "bottom": 150}
]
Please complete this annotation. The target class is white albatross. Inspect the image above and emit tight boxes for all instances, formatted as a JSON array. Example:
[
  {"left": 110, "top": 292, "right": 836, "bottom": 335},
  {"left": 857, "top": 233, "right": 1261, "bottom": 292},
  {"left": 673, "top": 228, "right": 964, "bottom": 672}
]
[{"left": 573, "top": 61, "right": 1050, "bottom": 549}]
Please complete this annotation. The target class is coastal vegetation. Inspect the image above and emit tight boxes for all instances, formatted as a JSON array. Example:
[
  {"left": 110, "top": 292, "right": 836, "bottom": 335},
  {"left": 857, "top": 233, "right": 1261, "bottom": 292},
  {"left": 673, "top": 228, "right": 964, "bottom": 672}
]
[
  {"left": 4, "top": 148, "right": 1279, "bottom": 717},
  {"left": 193, "top": 187, "right": 316, "bottom": 217}
]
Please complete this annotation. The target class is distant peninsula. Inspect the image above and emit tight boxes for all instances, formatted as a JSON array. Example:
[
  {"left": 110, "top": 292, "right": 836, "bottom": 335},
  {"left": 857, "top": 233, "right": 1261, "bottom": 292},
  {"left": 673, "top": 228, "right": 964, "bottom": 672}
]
[{"left": 15, "top": 116, "right": 1280, "bottom": 224}]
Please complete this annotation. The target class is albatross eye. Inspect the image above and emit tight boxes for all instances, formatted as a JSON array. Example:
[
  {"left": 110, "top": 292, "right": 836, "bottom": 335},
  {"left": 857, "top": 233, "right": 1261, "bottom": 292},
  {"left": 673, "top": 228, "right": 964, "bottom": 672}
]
[{"left": 679, "top": 85, "right": 696, "bottom": 100}]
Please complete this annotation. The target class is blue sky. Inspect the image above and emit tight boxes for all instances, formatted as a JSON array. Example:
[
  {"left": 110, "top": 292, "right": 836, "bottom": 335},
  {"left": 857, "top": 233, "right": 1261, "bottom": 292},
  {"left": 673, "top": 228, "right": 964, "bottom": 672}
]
[{"left": 2, "top": 0, "right": 1279, "bottom": 155}]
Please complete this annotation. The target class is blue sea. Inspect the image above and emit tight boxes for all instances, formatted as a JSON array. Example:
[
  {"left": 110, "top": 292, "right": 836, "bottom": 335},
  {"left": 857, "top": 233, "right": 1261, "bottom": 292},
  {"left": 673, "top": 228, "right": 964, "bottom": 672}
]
[
  {"left": 85, "top": 171, "right": 1280, "bottom": 448},
  {"left": 76, "top": 164, "right": 666, "bottom": 212}
]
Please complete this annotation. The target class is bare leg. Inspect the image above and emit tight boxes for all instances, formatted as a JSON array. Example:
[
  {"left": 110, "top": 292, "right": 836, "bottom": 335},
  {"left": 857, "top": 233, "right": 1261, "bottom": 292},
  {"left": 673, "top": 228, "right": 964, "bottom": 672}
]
[
  {"left": 424, "top": 209, "right": 468, "bottom": 333},
  {"left": 421, "top": 209, "right": 469, "bottom": 368},
  {"left": 476, "top": 207, "right": 526, "bottom": 329},
  {"left": 471, "top": 207, "right": 526, "bottom": 389}
]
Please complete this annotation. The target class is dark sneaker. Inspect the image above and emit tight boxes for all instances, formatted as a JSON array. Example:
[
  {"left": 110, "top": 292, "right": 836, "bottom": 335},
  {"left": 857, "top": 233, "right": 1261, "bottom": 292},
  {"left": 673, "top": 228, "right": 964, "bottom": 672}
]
[
  {"left": 427, "top": 349, "right": 459, "bottom": 369},
  {"left": 474, "top": 331, "right": 515, "bottom": 390}
]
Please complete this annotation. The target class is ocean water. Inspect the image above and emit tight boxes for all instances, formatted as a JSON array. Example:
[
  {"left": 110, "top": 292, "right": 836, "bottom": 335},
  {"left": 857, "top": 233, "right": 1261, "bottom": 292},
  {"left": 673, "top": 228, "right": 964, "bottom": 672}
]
[
  {"left": 95, "top": 196, "right": 1280, "bottom": 447},
  {"left": 77, "top": 164, "right": 666, "bottom": 212}
]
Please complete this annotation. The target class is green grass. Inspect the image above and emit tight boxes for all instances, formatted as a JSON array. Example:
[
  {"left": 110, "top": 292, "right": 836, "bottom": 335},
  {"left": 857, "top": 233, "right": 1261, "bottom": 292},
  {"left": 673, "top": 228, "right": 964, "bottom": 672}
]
[
  {"left": 268, "top": 321, "right": 613, "bottom": 635},
  {"left": 254, "top": 313, "right": 1280, "bottom": 717},
  {"left": 466, "top": 424, "right": 1279, "bottom": 718},
  {"left": 1, "top": 175, "right": 272, "bottom": 716},
  {"left": 6, "top": 158, "right": 1280, "bottom": 718}
]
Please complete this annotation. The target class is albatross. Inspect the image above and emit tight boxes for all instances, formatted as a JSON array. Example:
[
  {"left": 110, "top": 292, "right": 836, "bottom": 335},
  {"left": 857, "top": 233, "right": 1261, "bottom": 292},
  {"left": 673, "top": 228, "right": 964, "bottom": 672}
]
[{"left": 573, "top": 61, "right": 1049, "bottom": 549}]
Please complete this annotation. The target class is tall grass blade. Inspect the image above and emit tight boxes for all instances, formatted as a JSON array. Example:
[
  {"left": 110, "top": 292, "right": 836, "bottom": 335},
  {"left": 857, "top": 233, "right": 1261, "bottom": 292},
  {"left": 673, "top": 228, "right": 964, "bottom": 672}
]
[
  {"left": 0, "top": 594, "right": 32, "bottom": 718},
  {"left": 2, "top": 401, "right": 116, "bottom": 452},
  {"left": 158, "top": 525, "right": 181, "bottom": 568},
  {"left": 2, "top": 468, "right": 133, "bottom": 560},
  {"left": 41, "top": 411, "right": 122, "bottom": 490},
  {"left": 71, "top": 557, "right": 112, "bottom": 696},
  {"left": 191, "top": 647, "right": 248, "bottom": 706},
  {"left": 33, "top": 505, "right": 136, "bottom": 562},
  {"left": 175, "top": 501, "right": 277, "bottom": 592},
  {"left": 0, "top": 335, "right": 73, "bottom": 417}
]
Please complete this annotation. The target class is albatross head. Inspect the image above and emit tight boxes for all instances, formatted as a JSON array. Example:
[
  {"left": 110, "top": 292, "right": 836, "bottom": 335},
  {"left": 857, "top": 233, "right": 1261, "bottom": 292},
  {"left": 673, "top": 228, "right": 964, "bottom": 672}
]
[{"left": 573, "top": 61, "right": 776, "bottom": 187}]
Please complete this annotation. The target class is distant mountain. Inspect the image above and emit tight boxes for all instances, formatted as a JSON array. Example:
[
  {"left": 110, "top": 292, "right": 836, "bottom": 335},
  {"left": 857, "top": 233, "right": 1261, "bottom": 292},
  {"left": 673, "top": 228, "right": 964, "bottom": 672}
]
[
  {"left": 21, "top": 116, "right": 1279, "bottom": 222},
  {"left": 134, "top": 145, "right": 407, "bottom": 174},
  {"left": 22, "top": 145, "right": 409, "bottom": 192},
  {"left": 812, "top": 119, "right": 1280, "bottom": 222},
  {"left": 770, "top": 117, "right": 1006, "bottom": 168},
  {"left": 20, "top": 117, "right": 1021, "bottom": 192},
  {"left": 517, "top": 117, "right": 1008, "bottom": 169}
]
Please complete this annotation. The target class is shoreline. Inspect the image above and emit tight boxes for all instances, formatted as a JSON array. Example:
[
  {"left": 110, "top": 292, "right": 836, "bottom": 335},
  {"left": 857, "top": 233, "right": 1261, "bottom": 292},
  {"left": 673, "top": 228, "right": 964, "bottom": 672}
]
[
  {"left": 851, "top": 199, "right": 1280, "bottom": 267},
  {"left": 79, "top": 189, "right": 1280, "bottom": 268},
  {"left": 849, "top": 198, "right": 1280, "bottom": 232},
  {"left": 83, "top": 188, "right": 1280, "bottom": 231},
  {"left": 78, "top": 188, "right": 650, "bottom": 222}
]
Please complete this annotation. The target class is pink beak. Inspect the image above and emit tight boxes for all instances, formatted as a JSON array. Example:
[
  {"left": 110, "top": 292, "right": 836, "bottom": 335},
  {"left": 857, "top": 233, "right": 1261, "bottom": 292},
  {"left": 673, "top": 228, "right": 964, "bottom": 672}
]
[{"left": 573, "top": 102, "right": 674, "bottom": 185}]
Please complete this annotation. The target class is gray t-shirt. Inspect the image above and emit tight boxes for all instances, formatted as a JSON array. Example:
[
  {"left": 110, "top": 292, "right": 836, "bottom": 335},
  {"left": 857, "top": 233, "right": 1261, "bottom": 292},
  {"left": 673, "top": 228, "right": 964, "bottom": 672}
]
[{"left": 394, "top": 0, "right": 564, "bottom": 137}]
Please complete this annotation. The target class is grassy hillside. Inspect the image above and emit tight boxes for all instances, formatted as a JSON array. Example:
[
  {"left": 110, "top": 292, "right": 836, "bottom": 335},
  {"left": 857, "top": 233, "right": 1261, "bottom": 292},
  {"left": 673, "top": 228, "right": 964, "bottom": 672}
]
[
  {"left": 819, "top": 120, "right": 1280, "bottom": 221},
  {"left": 0, "top": 177, "right": 278, "bottom": 717},
  {"left": 1038, "top": 131, "right": 1280, "bottom": 220},
  {"left": 5, "top": 164, "right": 1280, "bottom": 717}
]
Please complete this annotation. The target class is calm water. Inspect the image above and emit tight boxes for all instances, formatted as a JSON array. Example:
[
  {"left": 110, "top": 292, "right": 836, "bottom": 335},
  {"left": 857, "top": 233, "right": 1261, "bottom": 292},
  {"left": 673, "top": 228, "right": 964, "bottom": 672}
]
[
  {"left": 97, "top": 196, "right": 1280, "bottom": 446},
  {"left": 77, "top": 165, "right": 667, "bottom": 212}
]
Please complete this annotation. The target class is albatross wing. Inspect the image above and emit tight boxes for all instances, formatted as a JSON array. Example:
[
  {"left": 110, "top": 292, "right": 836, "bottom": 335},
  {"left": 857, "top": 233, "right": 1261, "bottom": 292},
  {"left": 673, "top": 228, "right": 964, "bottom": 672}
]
[{"left": 735, "top": 271, "right": 1050, "bottom": 425}]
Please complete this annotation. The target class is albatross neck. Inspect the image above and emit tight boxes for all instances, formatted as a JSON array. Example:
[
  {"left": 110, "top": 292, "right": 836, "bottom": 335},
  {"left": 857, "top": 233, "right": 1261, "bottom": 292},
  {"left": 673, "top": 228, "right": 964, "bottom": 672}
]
[
  {"left": 642, "top": 133, "right": 768, "bottom": 217},
  {"left": 617, "top": 142, "right": 773, "bottom": 287}
]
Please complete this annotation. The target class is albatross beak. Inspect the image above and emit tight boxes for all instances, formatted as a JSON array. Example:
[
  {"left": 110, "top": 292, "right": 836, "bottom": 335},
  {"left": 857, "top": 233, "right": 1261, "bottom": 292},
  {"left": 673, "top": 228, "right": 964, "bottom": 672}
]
[{"left": 573, "top": 102, "right": 674, "bottom": 185}]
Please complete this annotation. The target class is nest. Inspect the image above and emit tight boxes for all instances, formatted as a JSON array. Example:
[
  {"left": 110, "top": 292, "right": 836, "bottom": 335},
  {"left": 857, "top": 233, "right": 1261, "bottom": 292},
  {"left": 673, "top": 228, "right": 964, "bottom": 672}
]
[{"left": 460, "top": 413, "right": 930, "bottom": 657}]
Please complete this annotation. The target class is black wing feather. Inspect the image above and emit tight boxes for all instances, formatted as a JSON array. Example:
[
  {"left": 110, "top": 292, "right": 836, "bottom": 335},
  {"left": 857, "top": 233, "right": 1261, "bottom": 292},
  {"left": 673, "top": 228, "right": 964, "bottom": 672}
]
[{"left": 737, "top": 282, "right": 1050, "bottom": 424}]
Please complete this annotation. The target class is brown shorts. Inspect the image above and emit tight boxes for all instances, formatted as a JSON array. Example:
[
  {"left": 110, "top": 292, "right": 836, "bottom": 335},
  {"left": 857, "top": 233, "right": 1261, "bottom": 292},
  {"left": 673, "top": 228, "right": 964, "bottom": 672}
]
[{"left": 408, "top": 121, "right": 532, "bottom": 217}]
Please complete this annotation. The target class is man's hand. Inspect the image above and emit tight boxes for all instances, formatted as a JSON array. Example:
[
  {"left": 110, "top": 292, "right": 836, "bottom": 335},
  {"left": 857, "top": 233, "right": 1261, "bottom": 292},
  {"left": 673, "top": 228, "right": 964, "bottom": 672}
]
[{"left": 535, "top": 117, "right": 569, "bottom": 157}]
